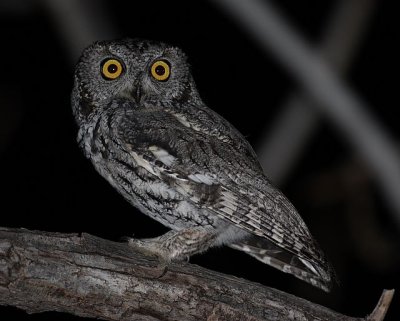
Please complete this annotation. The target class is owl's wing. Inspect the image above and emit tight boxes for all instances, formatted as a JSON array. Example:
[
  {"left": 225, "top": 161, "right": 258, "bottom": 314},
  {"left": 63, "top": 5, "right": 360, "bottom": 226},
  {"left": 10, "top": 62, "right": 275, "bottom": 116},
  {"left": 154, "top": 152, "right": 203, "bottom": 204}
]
[{"left": 118, "top": 106, "right": 333, "bottom": 290}]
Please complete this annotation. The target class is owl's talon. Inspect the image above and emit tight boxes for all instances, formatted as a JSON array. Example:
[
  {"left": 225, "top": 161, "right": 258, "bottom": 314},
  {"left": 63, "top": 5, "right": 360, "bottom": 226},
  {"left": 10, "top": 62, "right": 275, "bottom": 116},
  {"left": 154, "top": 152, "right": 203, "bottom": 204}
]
[{"left": 154, "top": 259, "right": 169, "bottom": 278}]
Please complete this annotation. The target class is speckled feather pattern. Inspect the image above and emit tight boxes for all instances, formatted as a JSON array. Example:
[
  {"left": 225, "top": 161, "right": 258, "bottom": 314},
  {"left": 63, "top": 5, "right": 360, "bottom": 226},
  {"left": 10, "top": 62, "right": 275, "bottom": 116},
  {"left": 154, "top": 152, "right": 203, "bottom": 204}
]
[{"left": 72, "top": 38, "right": 334, "bottom": 291}]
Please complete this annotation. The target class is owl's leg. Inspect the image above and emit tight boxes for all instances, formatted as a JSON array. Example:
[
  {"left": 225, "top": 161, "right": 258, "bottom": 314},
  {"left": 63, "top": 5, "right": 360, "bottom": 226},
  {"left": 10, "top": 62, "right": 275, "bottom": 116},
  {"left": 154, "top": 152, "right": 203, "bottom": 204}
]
[{"left": 126, "top": 228, "right": 217, "bottom": 263}]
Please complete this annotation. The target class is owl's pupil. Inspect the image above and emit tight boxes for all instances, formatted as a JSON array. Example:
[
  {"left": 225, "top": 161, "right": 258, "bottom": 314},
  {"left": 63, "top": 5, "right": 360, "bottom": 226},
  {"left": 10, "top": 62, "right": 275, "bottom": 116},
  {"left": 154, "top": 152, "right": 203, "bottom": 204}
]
[
  {"left": 155, "top": 65, "right": 165, "bottom": 76},
  {"left": 107, "top": 64, "right": 118, "bottom": 74}
]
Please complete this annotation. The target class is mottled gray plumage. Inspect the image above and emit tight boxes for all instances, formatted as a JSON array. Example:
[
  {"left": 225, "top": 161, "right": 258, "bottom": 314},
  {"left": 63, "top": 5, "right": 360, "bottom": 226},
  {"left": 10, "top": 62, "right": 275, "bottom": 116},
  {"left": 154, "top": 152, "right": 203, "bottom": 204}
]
[{"left": 71, "top": 38, "right": 334, "bottom": 291}]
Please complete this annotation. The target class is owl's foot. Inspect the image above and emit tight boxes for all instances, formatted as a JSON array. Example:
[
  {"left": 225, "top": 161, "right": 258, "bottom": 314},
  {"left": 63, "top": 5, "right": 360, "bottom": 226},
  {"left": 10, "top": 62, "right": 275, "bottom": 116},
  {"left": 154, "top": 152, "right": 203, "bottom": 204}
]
[
  {"left": 126, "top": 228, "right": 216, "bottom": 263},
  {"left": 121, "top": 236, "right": 168, "bottom": 278},
  {"left": 127, "top": 237, "right": 171, "bottom": 262}
]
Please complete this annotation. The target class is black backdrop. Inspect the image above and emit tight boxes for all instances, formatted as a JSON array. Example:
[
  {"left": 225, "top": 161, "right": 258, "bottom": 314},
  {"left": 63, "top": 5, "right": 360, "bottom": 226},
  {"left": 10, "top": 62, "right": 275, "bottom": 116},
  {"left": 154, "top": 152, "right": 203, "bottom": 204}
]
[{"left": 1, "top": 0, "right": 399, "bottom": 320}]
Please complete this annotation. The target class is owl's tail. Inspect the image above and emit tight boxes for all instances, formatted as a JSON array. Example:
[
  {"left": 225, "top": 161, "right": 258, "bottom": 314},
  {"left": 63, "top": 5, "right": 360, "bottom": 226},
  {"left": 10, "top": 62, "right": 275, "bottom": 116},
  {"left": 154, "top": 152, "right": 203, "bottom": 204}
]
[{"left": 229, "top": 236, "right": 335, "bottom": 292}]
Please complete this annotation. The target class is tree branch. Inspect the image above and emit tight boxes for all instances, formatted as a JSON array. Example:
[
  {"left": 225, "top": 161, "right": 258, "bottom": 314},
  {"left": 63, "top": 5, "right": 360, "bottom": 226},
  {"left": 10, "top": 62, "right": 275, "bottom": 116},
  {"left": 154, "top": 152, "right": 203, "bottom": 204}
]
[{"left": 0, "top": 227, "right": 394, "bottom": 321}]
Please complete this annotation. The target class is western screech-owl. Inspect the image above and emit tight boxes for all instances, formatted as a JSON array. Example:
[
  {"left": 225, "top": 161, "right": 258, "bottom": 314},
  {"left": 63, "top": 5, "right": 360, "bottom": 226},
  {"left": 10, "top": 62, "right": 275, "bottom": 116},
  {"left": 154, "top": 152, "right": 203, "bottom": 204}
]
[{"left": 71, "top": 38, "right": 334, "bottom": 291}]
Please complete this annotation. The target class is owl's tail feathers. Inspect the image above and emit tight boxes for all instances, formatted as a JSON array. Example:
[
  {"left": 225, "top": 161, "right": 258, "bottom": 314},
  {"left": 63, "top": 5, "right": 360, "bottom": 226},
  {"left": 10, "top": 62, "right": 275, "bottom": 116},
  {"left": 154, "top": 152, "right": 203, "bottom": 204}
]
[{"left": 229, "top": 236, "right": 335, "bottom": 292}]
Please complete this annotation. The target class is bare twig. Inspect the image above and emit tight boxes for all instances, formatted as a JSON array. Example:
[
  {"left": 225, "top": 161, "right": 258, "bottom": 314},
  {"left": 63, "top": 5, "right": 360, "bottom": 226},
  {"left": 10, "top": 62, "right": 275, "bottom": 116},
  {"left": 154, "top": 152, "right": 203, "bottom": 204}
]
[
  {"left": 367, "top": 290, "right": 395, "bottom": 321},
  {"left": 0, "top": 227, "right": 394, "bottom": 321},
  {"left": 212, "top": 0, "right": 400, "bottom": 226}
]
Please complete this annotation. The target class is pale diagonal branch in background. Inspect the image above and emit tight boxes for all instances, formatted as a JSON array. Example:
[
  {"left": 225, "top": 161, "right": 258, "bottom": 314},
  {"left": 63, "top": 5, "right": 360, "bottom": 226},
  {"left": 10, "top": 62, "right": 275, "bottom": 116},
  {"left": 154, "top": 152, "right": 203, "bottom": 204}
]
[
  {"left": 40, "top": 0, "right": 117, "bottom": 62},
  {"left": 212, "top": 0, "right": 400, "bottom": 227},
  {"left": 257, "top": 0, "right": 375, "bottom": 185}
]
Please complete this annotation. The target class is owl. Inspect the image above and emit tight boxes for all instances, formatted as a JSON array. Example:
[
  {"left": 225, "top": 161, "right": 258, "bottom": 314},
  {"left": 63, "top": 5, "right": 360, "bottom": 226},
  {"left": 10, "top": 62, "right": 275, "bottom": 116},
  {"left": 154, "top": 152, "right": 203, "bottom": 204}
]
[{"left": 71, "top": 38, "right": 334, "bottom": 292}]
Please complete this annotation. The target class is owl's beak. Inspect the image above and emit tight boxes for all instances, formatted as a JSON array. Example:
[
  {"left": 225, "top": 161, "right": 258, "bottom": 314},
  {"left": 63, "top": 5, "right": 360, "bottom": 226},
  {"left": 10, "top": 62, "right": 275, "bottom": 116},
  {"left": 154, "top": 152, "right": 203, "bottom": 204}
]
[
  {"left": 122, "top": 78, "right": 142, "bottom": 103},
  {"left": 129, "top": 84, "right": 142, "bottom": 103}
]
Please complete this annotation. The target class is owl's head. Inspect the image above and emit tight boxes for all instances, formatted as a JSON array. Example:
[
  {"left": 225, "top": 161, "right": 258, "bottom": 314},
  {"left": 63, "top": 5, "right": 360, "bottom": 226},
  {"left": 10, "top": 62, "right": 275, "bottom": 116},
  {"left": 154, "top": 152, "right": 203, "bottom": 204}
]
[{"left": 72, "top": 38, "right": 201, "bottom": 122}]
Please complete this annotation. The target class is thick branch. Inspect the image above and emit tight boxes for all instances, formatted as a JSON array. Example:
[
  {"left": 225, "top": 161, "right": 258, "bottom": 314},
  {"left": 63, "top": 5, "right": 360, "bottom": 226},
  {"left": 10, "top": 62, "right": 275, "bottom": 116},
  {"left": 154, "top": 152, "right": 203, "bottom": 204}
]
[{"left": 0, "top": 227, "right": 393, "bottom": 321}]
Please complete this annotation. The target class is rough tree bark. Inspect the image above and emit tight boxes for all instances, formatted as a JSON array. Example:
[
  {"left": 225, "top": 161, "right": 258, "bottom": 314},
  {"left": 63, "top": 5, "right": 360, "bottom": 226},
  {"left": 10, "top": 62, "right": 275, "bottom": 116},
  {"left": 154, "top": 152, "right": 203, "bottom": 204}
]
[{"left": 0, "top": 227, "right": 394, "bottom": 321}]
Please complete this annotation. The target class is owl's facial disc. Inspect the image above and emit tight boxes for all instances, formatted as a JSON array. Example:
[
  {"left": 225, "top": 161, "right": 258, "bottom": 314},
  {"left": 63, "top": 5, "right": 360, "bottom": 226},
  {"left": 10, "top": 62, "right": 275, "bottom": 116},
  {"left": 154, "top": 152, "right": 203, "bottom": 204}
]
[{"left": 73, "top": 38, "right": 201, "bottom": 122}]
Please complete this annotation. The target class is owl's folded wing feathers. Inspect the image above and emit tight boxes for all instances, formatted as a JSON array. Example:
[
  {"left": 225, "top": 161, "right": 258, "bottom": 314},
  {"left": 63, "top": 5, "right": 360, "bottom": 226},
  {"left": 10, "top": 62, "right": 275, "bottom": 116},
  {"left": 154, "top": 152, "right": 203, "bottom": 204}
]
[{"left": 117, "top": 106, "right": 333, "bottom": 289}]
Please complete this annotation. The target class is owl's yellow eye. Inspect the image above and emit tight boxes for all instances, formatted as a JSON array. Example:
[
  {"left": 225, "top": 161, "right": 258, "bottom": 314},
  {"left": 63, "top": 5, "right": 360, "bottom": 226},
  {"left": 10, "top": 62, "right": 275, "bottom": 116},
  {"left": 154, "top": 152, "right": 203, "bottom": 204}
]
[
  {"left": 150, "top": 60, "right": 171, "bottom": 81},
  {"left": 101, "top": 58, "right": 123, "bottom": 80}
]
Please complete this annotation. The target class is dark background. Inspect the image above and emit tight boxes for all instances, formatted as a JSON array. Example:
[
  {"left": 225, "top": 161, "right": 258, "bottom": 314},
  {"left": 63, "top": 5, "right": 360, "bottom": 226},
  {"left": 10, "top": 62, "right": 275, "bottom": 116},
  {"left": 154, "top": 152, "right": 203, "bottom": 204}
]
[{"left": 1, "top": 0, "right": 399, "bottom": 320}]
